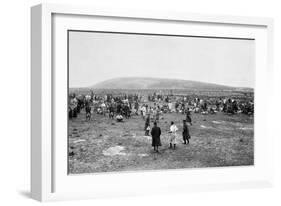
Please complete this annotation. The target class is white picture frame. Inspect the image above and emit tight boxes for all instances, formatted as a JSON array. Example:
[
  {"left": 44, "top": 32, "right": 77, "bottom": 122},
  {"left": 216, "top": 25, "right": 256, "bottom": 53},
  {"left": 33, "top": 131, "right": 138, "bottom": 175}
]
[{"left": 31, "top": 3, "right": 274, "bottom": 202}]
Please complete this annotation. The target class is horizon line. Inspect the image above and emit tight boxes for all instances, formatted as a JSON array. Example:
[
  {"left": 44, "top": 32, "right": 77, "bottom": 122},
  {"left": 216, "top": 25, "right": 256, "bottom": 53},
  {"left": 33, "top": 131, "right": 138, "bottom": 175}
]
[{"left": 69, "top": 76, "right": 254, "bottom": 90}]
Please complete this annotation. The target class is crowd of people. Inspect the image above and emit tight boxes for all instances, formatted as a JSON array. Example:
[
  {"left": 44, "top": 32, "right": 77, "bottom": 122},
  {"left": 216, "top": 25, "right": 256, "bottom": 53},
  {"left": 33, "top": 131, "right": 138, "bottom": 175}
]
[
  {"left": 68, "top": 90, "right": 253, "bottom": 152},
  {"left": 69, "top": 91, "right": 254, "bottom": 120}
]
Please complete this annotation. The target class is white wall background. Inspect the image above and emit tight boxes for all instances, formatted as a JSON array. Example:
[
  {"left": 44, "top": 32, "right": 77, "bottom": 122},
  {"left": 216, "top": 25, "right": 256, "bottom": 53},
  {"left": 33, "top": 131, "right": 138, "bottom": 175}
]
[{"left": 0, "top": 0, "right": 280, "bottom": 205}]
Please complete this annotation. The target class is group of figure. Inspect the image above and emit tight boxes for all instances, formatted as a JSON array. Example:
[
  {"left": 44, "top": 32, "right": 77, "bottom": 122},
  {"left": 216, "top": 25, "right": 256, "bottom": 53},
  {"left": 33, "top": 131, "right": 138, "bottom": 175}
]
[
  {"left": 68, "top": 91, "right": 255, "bottom": 155},
  {"left": 150, "top": 120, "right": 191, "bottom": 153},
  {"left": 68, "top": 91, "right": 254, "bottom": 130},
  {"left": 69, "top": 90, "right": 254, "bottom": 125}
]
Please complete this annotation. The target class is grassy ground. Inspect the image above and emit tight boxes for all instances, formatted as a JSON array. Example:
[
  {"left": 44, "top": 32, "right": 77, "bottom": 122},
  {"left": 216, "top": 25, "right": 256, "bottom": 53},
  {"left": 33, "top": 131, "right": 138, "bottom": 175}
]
[{"left": 68, "top": 110, "right": 254, "bottom": 174}]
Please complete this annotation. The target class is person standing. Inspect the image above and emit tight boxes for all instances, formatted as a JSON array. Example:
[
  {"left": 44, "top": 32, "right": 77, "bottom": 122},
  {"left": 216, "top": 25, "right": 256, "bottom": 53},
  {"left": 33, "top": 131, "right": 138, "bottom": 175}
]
[
  {"left": 169, "top": 121, "right": 178, "bottom": 149},
  {"left": 182, "top": 120, "right": 191, "bottom": 144},
  {"left": 168, "top": 102, "right": 172, "bottom": 112},
  {"left": 141, "top": 105, "right": 146, "bottom": 119},
  {"left": 85, "top": 104, "right": 91, "bottom": 121},
  {"left": 101, "top": 101, "right": 106, "bottom": 116},
  {"left": 155, "top": 108, "right": 160, "bottom": 123},
  {"left": 186, "top": 108, "right": 192, "bottom": 125},
  {"left": 144, "top": 115, "right": 150, "bottom": 136},
  {"left": 151, "top": 122, "right": 162, "bottom": 152}
]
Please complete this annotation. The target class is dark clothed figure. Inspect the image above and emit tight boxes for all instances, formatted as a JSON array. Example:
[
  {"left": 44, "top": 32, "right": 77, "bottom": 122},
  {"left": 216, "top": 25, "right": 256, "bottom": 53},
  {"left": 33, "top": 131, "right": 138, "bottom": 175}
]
[
  {"left": 73, "top": 107, "right": 78, "bottom": 118},
  {"left": 151, "top": 122, "right": 162, "bottom": 152},
  {"left": 117, "top": 104, "right": 121, "bottom": 114},
  {"left": 182, "top": 120, "right": 191, "bottom": 144},
  {"left": 109, "top": 105, "right": 114, "bottom": 119},
  {"left": 69, "top": 107, "right": 73, "bottom": 119},
  {"left": 186, "top": 109, "right": 192, "bottom": 125},
  {"left": 85, "top": 105, "right": 91, "bottom": 121}
]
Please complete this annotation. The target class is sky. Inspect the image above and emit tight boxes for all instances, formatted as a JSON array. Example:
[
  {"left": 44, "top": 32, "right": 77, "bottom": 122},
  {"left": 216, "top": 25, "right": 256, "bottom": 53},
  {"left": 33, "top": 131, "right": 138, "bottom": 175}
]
[{"left": 69, "top": 31, "right": 255, "bottom": 88}]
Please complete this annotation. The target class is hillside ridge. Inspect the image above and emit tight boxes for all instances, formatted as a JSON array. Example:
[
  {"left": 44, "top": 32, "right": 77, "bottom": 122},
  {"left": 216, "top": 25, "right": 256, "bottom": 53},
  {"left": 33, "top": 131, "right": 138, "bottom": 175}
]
[{"left": 89, "top": 77, "right": 252, "bottom": 91}]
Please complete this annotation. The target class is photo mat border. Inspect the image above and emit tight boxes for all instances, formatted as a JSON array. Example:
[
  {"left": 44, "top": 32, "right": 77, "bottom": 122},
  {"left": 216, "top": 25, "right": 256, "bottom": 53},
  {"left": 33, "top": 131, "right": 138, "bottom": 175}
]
[{"left": 31, "top": 3, "right": 274, "bottom": 202}]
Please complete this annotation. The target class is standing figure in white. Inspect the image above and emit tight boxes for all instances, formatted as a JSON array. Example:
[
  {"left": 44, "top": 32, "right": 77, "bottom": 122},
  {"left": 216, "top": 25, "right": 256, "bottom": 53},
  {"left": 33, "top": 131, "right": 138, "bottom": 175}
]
[{"left": 169, "top": 121, "right": 178, "bottom": 149}]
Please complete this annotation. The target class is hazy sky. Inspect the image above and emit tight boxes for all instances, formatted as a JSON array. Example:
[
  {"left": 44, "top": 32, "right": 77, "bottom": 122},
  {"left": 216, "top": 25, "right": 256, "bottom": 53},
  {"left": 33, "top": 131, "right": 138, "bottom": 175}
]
[{"left": 69, "top": 31, "right": 255, "bottom": 88}]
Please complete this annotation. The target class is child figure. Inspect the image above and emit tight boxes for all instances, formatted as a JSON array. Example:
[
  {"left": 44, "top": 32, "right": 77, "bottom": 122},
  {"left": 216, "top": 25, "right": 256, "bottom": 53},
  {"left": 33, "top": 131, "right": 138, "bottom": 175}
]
[
  {"left": 116, "top": 113, "right": 123, "bottom": 122},
  {"left": 145, "top": 125, "right": 150, "bottom": 136},
  {"left": 169, "top": 121, "right": 178, "bottom": 149}
]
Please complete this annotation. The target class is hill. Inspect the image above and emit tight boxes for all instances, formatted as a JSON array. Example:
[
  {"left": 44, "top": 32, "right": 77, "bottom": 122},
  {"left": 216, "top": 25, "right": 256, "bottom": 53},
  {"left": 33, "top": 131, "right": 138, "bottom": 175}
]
[{"left": 90, "top": 77, "right": 252, "bottom": 91}]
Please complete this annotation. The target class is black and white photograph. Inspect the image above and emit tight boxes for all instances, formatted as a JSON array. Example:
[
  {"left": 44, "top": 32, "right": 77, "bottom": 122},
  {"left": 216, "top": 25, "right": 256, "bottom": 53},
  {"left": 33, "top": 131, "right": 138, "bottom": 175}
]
[{"left": 67, "top": 30, "right": 255, "bottom": 174}]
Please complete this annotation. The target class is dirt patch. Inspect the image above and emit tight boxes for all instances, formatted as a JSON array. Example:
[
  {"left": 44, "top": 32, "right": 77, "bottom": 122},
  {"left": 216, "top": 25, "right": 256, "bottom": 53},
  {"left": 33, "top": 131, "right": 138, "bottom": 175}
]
[
  {"left": 212, "top": 121, "right": 222, "bottom": 124},
  {"left": 102, "top": 146, "right": 127, "bottom": 156}
]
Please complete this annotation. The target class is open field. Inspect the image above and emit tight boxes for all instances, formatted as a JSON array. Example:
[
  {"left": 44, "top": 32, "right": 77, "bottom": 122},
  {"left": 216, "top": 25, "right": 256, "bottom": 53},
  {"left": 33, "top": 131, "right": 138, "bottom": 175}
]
[{"left": 68, "top": 109, "right": 254, "bottom": 174}]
